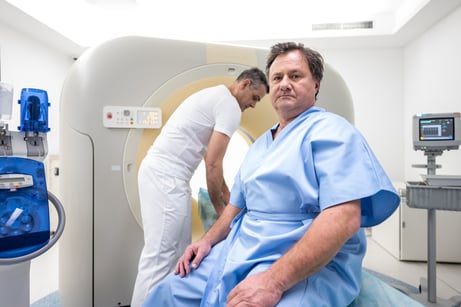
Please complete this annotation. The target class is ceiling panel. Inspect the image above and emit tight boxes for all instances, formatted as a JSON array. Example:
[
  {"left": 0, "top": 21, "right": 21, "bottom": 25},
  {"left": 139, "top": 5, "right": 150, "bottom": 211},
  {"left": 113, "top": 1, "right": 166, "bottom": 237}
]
[{"left": 1, "top": 0, "right": 460, "bottom": 56}]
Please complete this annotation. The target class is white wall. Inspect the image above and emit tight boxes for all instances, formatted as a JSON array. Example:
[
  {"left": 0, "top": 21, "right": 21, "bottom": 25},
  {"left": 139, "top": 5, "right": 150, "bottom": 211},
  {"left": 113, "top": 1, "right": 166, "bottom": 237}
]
[
  {"left": 404, "top": 6, "right": 461, "bottom": 180},
  {"left": 322, "top": 48, "right": 405, "bottom": 181},
  {"left": 0, "top": 20, "right": 74, "bottom": 155},
  {"left": 318, "top": 5, "right": 461, "bottom": 183}
]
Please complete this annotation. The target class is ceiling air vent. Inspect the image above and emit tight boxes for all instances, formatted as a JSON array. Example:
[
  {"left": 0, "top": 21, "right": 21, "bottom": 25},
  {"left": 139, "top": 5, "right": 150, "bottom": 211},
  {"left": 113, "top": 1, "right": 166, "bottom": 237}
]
[
  {"left": 312, "top": 21, "right": 373, "bottom": 31},
  {"left": 86, "top": 0, "right": 137, "bottom": 9}
]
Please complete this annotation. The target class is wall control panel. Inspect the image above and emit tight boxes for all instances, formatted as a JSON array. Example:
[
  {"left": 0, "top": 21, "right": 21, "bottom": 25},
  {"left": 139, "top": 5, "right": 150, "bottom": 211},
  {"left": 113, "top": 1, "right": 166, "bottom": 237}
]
[{"left": 103, "top": 106, "right": 162, "bottom": 129}]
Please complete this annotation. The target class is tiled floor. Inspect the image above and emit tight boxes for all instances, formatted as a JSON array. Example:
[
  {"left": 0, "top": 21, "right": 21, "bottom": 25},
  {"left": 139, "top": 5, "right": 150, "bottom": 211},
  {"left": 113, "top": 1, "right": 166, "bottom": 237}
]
[{"left": 27, "top": 233, "right": 461, "bottom": 306}]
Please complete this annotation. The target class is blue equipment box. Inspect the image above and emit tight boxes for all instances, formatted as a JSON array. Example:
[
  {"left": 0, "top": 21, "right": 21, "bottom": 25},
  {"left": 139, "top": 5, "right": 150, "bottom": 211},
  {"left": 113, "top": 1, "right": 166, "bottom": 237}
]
[
  {"left": 17, "top": 88, "right": 50, "bottom": 133},
  {"left": 0, "top": 157, "right": 50, "bottom": 258}
]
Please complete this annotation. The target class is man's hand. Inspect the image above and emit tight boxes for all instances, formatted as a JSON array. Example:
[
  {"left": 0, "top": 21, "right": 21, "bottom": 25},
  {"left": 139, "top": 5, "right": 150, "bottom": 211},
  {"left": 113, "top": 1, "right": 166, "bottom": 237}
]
[
  {"left": 174, "top": 239, "right": 211, "bottom": 277},
  {"left": 226, "top": 271, "right": 283, "bottom": 307}
]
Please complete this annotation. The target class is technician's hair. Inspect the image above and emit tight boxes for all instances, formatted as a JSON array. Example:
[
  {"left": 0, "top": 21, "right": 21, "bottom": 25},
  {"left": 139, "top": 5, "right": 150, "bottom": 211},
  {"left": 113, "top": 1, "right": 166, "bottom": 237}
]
[
  {"left": 236, "top": 67, "right": 269, "bottom": 94},
  {"left": 266, "top": 42, "right": 324, "bottom": 84}
]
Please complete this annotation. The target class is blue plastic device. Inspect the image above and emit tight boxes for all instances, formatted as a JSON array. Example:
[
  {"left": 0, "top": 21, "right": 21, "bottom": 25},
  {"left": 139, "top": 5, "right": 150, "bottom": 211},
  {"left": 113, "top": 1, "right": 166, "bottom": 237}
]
[
  {"left": 0, "top": 157, "right": 50, "bottom": 258},
  {"left": 17, "top": 88, "right": 50, "bottom": 133}
]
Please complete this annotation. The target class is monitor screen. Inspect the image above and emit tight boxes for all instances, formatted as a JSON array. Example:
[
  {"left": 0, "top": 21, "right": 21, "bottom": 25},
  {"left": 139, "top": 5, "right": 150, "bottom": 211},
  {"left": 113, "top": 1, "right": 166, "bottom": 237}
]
[
  {"left": 413, "top": 112, "right": 461, "bottom": 151},
  {"left": 419, "top": 117, "right": 454, "bottom": 141}
]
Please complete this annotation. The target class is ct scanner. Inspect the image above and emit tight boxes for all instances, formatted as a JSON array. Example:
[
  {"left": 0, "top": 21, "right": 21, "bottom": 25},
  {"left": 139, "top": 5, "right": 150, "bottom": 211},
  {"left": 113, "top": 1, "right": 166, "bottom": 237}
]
[{"left": 59, "top": 36, "right": 354, "bottom": 307}]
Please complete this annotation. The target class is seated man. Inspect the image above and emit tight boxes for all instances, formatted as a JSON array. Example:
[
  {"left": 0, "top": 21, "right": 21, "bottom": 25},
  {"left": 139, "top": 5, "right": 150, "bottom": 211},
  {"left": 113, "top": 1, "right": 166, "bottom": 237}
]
[{"left": 142, "top": 42, "right": 400, "bottom": 307}]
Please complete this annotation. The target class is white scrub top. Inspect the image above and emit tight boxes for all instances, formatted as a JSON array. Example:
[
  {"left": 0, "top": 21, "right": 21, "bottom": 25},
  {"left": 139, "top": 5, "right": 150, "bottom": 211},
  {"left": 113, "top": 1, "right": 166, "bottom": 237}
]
[{"left": 147, "top": 84, "right": 241, "bottom": 180}]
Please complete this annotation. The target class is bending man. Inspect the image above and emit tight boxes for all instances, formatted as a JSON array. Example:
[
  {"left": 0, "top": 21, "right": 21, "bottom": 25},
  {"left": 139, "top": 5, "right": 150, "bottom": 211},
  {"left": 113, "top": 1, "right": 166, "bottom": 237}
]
[{"left": 131, "top": 68, "right": 269, "bottom": 307}]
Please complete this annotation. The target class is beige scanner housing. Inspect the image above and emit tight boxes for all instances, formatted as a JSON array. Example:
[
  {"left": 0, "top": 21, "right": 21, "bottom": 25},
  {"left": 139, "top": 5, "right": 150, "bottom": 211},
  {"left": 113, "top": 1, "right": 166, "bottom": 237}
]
[{"left": 59, "top": 36, "right": 354, "bottom": 306}]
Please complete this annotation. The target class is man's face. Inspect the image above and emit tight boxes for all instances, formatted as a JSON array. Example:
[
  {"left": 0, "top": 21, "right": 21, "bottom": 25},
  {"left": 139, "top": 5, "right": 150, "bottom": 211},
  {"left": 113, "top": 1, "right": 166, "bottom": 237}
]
[
  {"left": 268, "top": 50, "right": 319, "bottom": 122},
  {"left": 236, "top": 80, "right": 267, "bottom": 112}
]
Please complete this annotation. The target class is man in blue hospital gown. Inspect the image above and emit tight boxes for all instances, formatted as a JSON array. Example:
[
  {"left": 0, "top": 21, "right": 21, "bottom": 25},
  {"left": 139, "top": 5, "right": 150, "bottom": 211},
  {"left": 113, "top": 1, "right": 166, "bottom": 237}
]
[{"left": 142, "top": 42, "right": 400, "bottom": 307}]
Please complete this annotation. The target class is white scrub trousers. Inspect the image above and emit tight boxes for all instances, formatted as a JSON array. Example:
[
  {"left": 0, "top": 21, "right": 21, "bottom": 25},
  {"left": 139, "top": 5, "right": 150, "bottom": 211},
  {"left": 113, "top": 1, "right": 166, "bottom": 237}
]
[{"left": 131, "top": 156, "right": 192, "bottom": 307}]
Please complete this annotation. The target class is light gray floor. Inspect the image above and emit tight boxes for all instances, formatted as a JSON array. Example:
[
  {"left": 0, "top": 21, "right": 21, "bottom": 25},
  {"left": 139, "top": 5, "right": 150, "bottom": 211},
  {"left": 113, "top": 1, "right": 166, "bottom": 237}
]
[
  {"left": 364, "top": 234, "right": 461, "bottom": 306},
  {"left": 29, "top": 234, "right": 461, "bottom": 306}
]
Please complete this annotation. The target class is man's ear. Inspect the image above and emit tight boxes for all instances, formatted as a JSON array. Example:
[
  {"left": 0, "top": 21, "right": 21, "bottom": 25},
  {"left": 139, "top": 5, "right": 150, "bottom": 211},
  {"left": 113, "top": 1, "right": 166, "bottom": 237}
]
[{"left": 241, "top": 79, "right": 251, "bottom": 89}]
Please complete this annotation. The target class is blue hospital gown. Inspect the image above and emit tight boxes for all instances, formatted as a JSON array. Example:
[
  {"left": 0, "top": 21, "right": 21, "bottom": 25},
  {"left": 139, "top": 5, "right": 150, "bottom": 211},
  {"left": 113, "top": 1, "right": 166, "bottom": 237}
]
[{"left": 143, "top": 107, "right": 400, "bottom": 307}]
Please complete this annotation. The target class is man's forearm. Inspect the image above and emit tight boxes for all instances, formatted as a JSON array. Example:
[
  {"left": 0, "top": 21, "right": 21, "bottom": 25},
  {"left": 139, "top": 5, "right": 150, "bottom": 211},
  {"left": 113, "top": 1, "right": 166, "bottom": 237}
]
[
  {"left": 264, "top": 201, "right": 362, "bottom": 292},
  {"left": 206, "top": 165, "right": 226, "bottom": 214},
  {"left": 202, "top": 204, "right": 241, "bottom": 246}
]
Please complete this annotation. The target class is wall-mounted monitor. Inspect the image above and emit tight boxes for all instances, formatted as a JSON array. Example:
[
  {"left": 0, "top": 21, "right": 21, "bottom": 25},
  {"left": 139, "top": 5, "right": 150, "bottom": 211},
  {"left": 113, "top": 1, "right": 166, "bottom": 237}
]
[{"left": 413, "top": 112, "right": 461, "bottom": 151}]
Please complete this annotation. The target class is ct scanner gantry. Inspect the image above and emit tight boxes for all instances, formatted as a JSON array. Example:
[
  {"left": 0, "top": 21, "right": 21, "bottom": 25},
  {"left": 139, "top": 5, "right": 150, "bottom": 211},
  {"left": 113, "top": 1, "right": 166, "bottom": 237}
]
[{"left": 59, "top": 36, "right": 354, "bottom": 307}]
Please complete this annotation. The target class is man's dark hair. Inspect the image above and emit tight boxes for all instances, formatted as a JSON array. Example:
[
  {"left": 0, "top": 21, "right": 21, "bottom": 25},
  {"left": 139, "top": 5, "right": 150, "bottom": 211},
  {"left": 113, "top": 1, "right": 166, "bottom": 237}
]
[
  {"left": 266, "top": 42, "right": 324, "bottom": 84},
  {"left": 237, "top": 67, "right": 269, "bottom": 93}
]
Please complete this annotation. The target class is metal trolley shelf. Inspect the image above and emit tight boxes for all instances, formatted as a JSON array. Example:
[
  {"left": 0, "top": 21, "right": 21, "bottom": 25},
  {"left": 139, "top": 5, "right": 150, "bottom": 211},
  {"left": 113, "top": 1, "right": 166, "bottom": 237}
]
[
  {"left": 406, "top": 179, "right": 461, "bottom": 305},
  {"left": 406, "top": 181, "right": 461, "bottom": 211}
]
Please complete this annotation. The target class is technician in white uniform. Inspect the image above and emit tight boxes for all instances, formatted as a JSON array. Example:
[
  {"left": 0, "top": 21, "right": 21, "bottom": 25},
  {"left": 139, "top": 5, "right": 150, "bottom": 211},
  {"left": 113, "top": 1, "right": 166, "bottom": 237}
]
[{"left": 131, "top": 68, "right": 269, "bottom": 307}]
